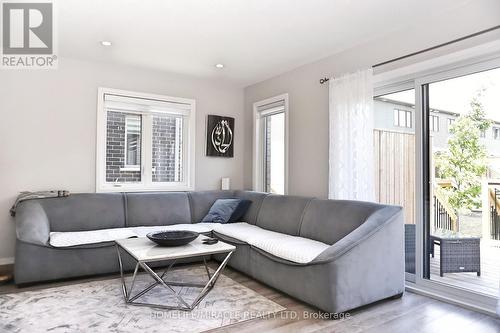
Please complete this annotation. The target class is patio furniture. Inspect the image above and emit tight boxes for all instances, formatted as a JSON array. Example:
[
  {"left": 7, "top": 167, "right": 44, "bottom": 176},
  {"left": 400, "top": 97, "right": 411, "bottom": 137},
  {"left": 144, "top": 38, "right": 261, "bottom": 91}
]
[
  {"left": 430, "top": 230, "right": 480, "bottom": 277},
  {"left": 404, "top": 224, "right": 416, "bottom": 274}
]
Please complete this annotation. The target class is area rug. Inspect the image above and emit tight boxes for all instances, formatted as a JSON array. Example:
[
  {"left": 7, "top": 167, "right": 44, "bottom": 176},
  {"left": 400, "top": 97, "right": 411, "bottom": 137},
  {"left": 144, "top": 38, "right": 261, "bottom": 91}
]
[{"left": 0, "top": 265, "right": 285, "bottom": 333}]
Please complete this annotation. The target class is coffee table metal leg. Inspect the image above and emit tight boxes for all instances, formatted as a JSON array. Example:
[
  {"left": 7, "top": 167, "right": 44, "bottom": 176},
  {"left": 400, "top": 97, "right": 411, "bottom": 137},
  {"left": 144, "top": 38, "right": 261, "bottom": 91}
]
[
  {"left": 191, "top": 251, "right": 233, "bottom": 309},
  {"left": 128, "top": 280, "right": 159, "bottom": 303},
  {"left": 127, "top": 263, "right": 140, "bottom": 300},
  {"left": 116, "top": 245, "right": 128, "bottom": 299},
  {"left": 139, "top": 261, "right": 192, "bottom": 309},
  {"left": 160, "top": 260, "right": 177, "bottom": 279},
  {"left": 116, "top": 244, "right": 234, "bottom": 311},
  {"left": 127, "top": 259, "right": 177, "bottom": 302},
  {"left": 203, "top": 257, "right": 213, "bottom": 285}
]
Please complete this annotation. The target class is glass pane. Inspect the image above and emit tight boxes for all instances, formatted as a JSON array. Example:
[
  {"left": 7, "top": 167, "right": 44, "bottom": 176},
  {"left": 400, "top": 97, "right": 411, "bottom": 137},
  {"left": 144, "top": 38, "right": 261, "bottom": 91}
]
[
  {"left": 106, "top": 111, "right": 142, "bottom": 183},
  {"left": 427, "top": 67, "right": 500, "bottom": 297},
  {"left": 125, "top": 116, "right": 141, "bottom": 166},
  {"left": 152, "top": 114, "right": 183, "bottom": 182},
  {"left": 399, "top": 110, "right": 405, "bottom": 127},
  {"left": 374, "top": 89, "right": 416, "bottom": 276},
  {"left": 407, "top": 111, "right": 412, "bottom": 128},
  {"left": 264, "top": 112, "right": 285, "bottom": 194}
]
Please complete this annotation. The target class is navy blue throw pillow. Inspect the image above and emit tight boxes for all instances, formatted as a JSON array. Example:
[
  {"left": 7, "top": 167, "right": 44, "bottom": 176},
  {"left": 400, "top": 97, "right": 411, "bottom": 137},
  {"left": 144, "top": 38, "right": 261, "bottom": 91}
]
[
  {"left": 229, "top": 199, "right": 252, "bottom": 222},
  {"left": 201, "top": 199, "right": 252, "bottom": 224}
]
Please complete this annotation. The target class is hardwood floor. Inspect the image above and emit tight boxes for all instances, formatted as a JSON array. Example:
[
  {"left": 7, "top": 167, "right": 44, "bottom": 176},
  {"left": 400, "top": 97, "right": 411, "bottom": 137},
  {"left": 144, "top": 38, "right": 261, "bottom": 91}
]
[
  {"left": 1, "top": 263, "right": 499, "bottom": 333},
  {"left": 210, "top": 266, "right": 500, "bottom": 333}
]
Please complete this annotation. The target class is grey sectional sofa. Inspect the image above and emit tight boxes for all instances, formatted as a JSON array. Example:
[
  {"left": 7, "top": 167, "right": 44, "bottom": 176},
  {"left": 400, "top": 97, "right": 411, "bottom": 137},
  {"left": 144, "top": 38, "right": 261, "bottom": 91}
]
[{"left": 14, "top": 190, "right": 404, "bottom": 314}]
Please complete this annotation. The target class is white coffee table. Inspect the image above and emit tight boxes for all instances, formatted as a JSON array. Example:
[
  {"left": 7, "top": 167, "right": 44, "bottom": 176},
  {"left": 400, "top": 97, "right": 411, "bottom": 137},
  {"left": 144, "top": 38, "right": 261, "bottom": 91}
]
[{"left": 115, "top": 235, "right": 235, "bottom": 311}]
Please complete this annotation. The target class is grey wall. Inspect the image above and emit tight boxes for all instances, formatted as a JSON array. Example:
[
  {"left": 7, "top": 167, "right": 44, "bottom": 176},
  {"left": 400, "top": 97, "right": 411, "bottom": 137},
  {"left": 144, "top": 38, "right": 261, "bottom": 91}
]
[
  {"left": 0, "top": 57, "right": 244, "bottom": 262},
  {"left": 243, "top": 3, "right": 500, "bottom": 198}
]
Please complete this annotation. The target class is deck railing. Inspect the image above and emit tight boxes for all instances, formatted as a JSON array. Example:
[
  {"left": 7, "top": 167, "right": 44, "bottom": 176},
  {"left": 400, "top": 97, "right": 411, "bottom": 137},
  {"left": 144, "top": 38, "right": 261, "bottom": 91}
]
[{"left": 433, "top": 186, "right": 458, "bottom": 232}]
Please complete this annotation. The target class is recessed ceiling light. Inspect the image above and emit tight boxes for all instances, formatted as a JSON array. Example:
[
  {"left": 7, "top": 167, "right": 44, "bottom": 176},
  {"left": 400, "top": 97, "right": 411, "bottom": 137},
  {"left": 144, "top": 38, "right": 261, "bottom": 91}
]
[
  {"left": 100, "top": 41, "right": 112, "bottom": 46},
  {"left": 215, "top": 63, "right": 224, "bottom": 69}
]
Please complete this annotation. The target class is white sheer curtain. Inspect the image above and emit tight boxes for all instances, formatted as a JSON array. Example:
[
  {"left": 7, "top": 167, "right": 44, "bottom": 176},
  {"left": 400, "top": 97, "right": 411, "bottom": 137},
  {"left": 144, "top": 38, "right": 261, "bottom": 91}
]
[{"left": 329, "top": 68, "right": 375, "bottom": 201}]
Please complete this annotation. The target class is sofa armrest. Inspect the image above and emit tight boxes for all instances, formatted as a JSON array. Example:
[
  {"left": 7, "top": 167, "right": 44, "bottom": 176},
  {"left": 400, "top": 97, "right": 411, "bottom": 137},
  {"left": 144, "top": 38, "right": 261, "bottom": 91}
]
[
  {"left": 312, "top": 205, "right": 403, "bottom": 264},
  {"left": 15, "top": 201, "right": 51, "bottom": 247},
  {"left": 310, "top": 205, "right": 404, "bottom": 313}
]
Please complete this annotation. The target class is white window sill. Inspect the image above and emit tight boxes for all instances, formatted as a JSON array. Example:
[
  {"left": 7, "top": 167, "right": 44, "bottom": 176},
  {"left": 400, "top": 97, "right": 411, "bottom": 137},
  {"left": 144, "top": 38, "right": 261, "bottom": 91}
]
[
  {"left": 119, "top": 166, "right": 140, "bottom": 172},
  {"left": 96, "top": 183, "right": 194, "bottom": 193}
]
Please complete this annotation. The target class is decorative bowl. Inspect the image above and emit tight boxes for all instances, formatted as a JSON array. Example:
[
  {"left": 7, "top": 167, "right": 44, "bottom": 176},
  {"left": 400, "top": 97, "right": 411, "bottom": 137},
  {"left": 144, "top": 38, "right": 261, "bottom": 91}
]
[{"left": 146, "top": 231, "right": 199, "bottom": 247}]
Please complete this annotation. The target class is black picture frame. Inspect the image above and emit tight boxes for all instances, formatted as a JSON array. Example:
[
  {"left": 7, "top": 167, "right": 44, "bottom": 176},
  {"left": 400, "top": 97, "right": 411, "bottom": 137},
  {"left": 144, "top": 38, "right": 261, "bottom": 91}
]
[{"left": 206, "top": 115, "right": 234, "bottom": 157}]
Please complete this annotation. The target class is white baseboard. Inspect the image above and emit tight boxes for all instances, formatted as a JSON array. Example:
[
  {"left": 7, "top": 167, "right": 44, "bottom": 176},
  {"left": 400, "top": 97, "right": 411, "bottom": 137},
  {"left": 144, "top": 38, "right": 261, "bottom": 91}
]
[{"left": 0, "top": 257, "right": 14, "bottom": 265}]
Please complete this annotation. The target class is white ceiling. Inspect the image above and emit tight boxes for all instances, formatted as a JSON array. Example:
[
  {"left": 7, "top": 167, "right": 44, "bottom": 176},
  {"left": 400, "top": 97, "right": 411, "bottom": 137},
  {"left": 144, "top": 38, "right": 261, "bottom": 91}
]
[{"left": 58, "top": 0, "right": 492, "bottom": 86}]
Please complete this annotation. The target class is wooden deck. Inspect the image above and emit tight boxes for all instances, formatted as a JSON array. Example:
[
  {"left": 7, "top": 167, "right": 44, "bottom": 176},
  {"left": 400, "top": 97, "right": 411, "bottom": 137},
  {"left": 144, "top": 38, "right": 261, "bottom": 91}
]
[{"left": 430, "top": 241, "right": 500, "bottom": 297}]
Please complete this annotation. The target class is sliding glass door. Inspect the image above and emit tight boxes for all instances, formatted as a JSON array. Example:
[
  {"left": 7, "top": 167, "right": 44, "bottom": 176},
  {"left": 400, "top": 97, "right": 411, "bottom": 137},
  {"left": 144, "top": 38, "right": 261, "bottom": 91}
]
[
  {"left": 376, "top": 54, "right": 500, "bottom": 313},
  {"left": 423, "top": 66, "right": 500, "bottom": 298}
]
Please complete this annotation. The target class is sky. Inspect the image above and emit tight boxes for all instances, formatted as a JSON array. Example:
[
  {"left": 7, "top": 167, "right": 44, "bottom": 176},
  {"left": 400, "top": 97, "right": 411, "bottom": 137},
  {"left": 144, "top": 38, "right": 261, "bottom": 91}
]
[{"left": 384, "top": 67, "right": 500, "bottom": 122}]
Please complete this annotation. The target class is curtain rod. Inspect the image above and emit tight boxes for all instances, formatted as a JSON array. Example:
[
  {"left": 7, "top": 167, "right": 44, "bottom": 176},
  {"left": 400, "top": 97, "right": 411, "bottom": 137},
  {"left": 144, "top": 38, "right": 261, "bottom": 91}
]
[{"left": 319, "top": 25, "right": 500, "bottom": 84}]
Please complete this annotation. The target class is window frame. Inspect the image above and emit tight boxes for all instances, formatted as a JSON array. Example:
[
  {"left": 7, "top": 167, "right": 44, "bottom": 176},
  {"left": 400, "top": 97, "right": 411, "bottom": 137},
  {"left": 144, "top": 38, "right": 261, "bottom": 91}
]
[
  {"left": 123, "top": 114, "right": 141, "bottom": 171},
  {"left": 394, "top": 108, "right": 412, "bottom": 128},
  {"left": 96, "top": 87, "right": 196, "bottom": 192},
  {"left": 252, "top": 93, "right": 289, "bottom": 194}
]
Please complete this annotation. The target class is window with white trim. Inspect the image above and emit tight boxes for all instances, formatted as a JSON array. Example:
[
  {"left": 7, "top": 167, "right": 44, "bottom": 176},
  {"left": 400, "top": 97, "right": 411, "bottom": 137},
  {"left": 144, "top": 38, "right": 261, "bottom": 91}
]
[
  {"left": 253, "top": 94, "right": 288, "bottom": 195},
  {"left": 393, "top": 108, "right": 412, "bottom": 128},
  {"left": 96, "top": 88, "right": 195, "bottom": 192}
]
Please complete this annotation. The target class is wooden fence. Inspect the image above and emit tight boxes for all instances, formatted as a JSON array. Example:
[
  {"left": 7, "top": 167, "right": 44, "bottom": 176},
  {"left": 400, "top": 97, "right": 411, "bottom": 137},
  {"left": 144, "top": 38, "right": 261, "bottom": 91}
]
[{"left": 374, "top": 129, "right": 415, "bottom": 225}]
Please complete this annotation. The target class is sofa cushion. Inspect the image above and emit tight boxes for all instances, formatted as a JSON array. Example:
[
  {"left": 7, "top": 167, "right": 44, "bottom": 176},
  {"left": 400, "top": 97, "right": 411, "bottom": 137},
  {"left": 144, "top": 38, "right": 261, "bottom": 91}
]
[
  {"left": 233, "top": 191, "right": 268, "bottom": 225},
  {"left": 50, "top": 228, "right": 136, "bottom": 247},
  {"left": 256, "top": 194, "right": 313, "bottom": 236},
  {"left": 212, "top": 222, "right": 329, "bottom": 264},
  {"left": 299, "top": 199, "right": 384, "bottom": 245},
  {"left": 251, "top": 236, "right": 329, "bottom": 264},
  {"left": 49, "top": 224, "right": 215, "bottom": 247},
  {"left": 201, "top": 199, "right": 251, "bottom": 224},
  {"left": 40, "top": 193, "right": 125, "bottom": 232},
  {"left": 188, "top": 190, "right": 236, "bottom": 223},
  {"left": 125, "top": 192, "right": 191, "bottom": 227},
  {"left": 211, "top": 222, "right": 274, "bottom": 244}
]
